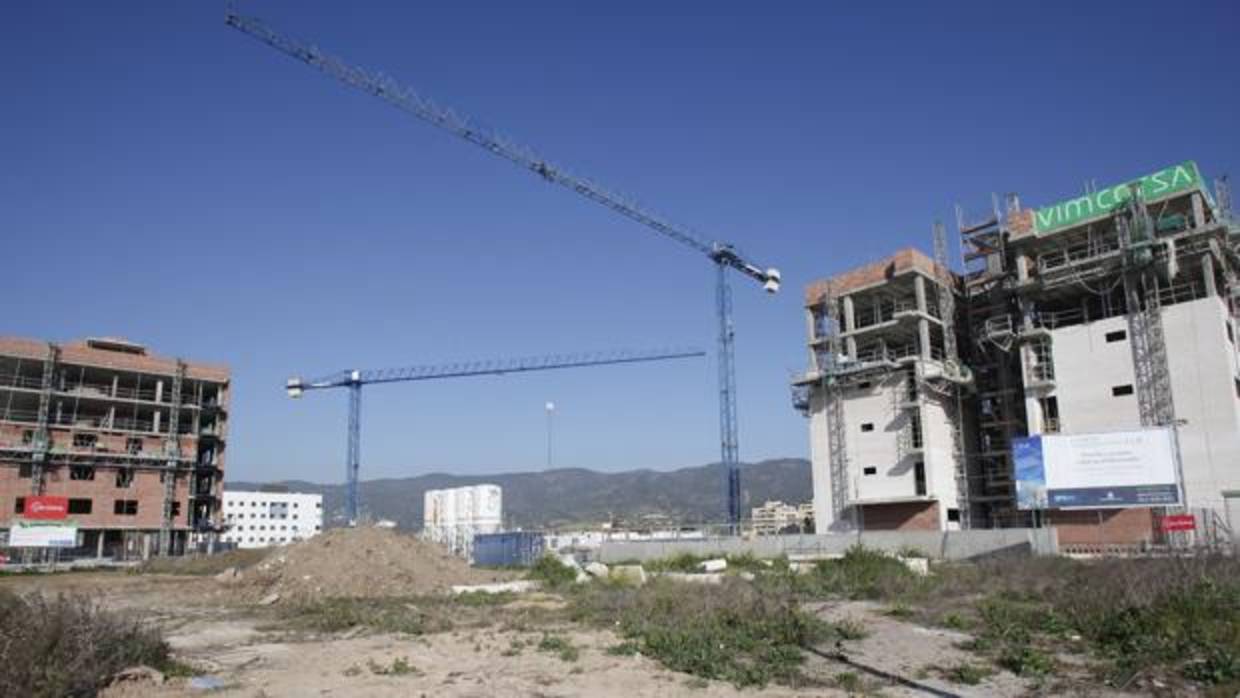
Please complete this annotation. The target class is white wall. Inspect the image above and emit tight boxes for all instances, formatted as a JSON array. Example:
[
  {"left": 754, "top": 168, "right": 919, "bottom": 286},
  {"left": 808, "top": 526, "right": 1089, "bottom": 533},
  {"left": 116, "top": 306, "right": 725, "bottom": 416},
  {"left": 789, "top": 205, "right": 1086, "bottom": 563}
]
[
  {"left": 1028, "top": 296, "right": 1240, "bottom": 513},
  {"left": 221, "top": 491, "right": 323, "bottom": 549},
  {"left": 1164, "top": 298, "right": 1240, "bottom": 510},
  {"left": 808, "top": 367, "right": 963, "bottom": 531}
]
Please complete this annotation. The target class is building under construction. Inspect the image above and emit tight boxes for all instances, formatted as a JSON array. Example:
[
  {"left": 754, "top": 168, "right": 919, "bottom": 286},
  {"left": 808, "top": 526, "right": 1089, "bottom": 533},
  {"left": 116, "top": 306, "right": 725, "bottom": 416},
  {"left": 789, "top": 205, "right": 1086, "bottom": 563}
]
[
  {"left": 0, "top": 337, "right": 229, "bottom": 558},
  {"left": 795, "top": 161, "right": 1240, "bottom": 545}
]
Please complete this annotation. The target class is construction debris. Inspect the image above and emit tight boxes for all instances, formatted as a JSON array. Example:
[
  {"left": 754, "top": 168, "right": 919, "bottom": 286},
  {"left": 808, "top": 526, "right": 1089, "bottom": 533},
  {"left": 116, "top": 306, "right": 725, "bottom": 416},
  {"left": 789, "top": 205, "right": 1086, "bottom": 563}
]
[{"left": 227, "top": 527, "right": 510, "bottom": 602}]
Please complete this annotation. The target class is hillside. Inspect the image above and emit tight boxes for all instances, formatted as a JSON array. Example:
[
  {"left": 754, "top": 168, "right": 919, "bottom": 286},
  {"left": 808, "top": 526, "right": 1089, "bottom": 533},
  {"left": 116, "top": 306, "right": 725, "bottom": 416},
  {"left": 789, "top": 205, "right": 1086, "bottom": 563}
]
[{"left": 227, "top": 458, "right": 811, "bottom": 530}]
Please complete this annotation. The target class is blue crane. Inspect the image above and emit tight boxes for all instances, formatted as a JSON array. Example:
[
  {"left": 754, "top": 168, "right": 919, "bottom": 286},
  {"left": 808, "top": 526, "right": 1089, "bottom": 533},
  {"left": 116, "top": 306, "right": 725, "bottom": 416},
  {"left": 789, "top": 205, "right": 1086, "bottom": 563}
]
[
  {"left": 227, "top": 10, "right": 781, "bottom": 531},
  {"left": 287, "top": 348, "right": 705, "bottom": 524}
]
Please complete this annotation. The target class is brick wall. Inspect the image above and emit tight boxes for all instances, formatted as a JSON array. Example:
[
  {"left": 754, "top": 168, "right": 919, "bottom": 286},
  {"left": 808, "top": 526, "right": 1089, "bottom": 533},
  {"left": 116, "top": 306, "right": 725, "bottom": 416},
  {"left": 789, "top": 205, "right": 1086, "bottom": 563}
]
[
  {"left": 857, "top": 501, "right": 940, "bottom": 531},
  {"left": 805, "top": 248, "right": 957, "bottom": 306},
  {"left": 1048, "top": 507, "right": 1157, "bottom": 545},
  {"left": 0, "top": 464, "right": 191, "bottom": 529}
]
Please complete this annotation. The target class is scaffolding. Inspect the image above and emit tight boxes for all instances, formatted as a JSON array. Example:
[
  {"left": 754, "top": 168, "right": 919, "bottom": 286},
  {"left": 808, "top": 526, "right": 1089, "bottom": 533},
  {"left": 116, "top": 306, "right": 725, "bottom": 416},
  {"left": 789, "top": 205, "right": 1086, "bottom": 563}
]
[{"left": 159, "top": 360, "right": 187, "bottom": 556}]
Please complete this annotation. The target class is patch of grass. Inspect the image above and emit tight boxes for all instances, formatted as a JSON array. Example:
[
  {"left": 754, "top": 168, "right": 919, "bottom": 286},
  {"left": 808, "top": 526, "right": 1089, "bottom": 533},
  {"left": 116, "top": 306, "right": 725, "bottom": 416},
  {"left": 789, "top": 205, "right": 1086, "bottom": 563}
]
[
  {"left": 526, "top": 555, "right": 578, "bottom": 590},
  {"left": 605, "top": 640, "right": 641, "bottom": 656},
  {"left": 453, "top": 591, "right": 515, "bottom": 607},
  {"left": 996, "top": 645, "right": 1055, "bottom": 677},
  {"left": 0, "top": 590, "right": 177, "bottom": 698},
  {"left": 835, "top": 617, "right": 869, "bottom": 640},
  {"left": 537, "top": 634, "right": 580, "bottom": 662},
  {"left": 803, "top": 546, "right": 924, "bottom": 600},
  {"left": 367, "top": 656, "right": 421, "bottom": 676},
  {"left": 643, "top": 552, "right": 706, "bottom": 573},
  {"left": 941, "top": 612, "right": 971, "bottom": 631},
  {"left": 833, "top": 671, "right": 862, "bottom": 692},
  {"left": 278, "top": 596, "right": 452, "bottom": 635},
  {"left": 943, "top": 662, "right": 993, "bottom": 685},
  {"left": 135, "top": 547, "right": 267, "bottom": 576},
  {"left": 883, "top": 603, "right": 915, "bottom": 618},
  {"left": 571, "top": 577, "right": 831, "bottom": 687}
]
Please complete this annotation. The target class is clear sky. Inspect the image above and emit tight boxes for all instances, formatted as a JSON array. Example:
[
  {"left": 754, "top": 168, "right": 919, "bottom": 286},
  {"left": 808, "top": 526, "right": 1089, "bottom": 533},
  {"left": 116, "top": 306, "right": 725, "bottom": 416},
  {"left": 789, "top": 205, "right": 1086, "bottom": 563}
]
[{"left": 4, "top": 1, "right": 1237, "bottom": 485}]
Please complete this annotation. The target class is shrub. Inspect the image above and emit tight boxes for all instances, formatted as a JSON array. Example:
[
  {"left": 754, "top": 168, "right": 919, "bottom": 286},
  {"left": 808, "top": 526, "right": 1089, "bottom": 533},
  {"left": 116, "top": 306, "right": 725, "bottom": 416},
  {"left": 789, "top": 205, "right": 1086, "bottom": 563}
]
[
  {"left": 0, "top": 590, "right": 174, "bottom": 698},
  {"left": 807, "top": 545, "right": 921, "bottom": 600},
  {"left": 526, "top": 555, "right": 578, "bottom": 590},
  {"left": 643, "top": 553, "right": 706, "bottom": 573},
  {"left": 944, "top": 663, "right": 993, "bottom": 685},
  {"left": 537, "top": 634, "right": 579, "bottom": 662}
]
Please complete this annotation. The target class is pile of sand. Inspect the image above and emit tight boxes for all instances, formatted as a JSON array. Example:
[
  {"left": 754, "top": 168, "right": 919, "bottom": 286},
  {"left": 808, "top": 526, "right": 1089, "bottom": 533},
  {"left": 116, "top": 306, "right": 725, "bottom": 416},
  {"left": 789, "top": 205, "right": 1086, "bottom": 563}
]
[{"left": 224, "top": 527, "right": 511, "bottom": 602}]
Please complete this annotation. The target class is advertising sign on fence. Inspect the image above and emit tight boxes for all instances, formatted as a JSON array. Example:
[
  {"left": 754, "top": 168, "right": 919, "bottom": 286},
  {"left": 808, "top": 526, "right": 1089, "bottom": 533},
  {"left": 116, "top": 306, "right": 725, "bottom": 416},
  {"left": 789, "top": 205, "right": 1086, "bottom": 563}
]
[
  {"left": 1014, "top": 428, "right": 1180, "bottom": 510},
  {"left": 1160, "top": 514, "right": 1197, "bottom": 532},
  {"left": 23, "top": 496, "right": 69, "bottom": 520},
  {"left": 8, "top": 521, "right": 78, "bottom": 548}
]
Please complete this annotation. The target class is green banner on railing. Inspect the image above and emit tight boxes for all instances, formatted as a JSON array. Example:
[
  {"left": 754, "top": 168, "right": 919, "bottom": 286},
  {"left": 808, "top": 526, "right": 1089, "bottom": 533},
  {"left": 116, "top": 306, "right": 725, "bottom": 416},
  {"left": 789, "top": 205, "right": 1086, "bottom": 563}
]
[{"left": 1033, "top": 161, "right": 1202, "bottom": 235}]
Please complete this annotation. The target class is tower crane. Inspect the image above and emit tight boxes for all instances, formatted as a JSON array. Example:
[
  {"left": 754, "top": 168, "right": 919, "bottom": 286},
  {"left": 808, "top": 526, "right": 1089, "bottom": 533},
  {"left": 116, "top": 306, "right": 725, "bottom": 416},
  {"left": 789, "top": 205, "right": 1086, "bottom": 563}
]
[
  {"left": 287, "top": 348, "right": 705, "bottom": 524},
  {"left": 226, "top": 10, "right": 781, "bottom": 530}
]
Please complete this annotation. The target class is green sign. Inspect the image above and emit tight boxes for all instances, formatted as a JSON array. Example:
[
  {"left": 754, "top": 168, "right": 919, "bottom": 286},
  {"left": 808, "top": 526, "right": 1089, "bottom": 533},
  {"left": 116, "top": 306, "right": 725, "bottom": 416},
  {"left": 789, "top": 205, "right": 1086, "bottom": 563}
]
[{"left": 1033, "top": 161, "right": 1202, "bottom": 235}]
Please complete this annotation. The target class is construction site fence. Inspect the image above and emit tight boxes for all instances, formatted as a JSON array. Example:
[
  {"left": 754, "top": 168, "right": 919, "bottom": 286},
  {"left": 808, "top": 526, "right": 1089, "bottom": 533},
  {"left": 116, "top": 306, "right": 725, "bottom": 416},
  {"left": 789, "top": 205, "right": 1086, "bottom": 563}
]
[{"left": 596, "top": 528, "right": 1060, "bottom": 563}]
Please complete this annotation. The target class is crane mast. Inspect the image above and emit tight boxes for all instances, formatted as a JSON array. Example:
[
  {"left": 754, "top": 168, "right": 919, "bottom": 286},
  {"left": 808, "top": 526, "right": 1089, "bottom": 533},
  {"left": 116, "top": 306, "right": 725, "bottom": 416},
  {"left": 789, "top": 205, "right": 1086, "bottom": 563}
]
[
  {"left": 289, "top": 348, "right": 705, "bottom": 523},
  {"left": 227, "top": 9, "right": 779, "bottom": 529}
]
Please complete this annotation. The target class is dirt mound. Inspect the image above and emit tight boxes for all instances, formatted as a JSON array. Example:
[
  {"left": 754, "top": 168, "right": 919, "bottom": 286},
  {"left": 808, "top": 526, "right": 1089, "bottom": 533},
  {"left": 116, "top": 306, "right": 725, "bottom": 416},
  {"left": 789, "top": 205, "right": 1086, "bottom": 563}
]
[{"left": 228, "top": 527, "right": 511, "bottom": 602}]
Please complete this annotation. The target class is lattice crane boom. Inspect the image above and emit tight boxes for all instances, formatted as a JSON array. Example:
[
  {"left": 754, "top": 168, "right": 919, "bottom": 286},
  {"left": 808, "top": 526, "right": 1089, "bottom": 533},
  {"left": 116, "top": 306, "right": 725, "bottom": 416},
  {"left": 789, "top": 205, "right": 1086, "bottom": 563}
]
[
  {"left": 289, "top": 348, "right": 705, "bottom": 524},
  {"left": 228, "top": 9, "right": 779, "bottom": 529}
]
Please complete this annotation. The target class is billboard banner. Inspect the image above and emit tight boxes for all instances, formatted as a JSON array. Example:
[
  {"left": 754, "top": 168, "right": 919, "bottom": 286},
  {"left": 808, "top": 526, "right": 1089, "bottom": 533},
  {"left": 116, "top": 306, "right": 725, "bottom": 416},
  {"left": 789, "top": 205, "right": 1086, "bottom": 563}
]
[
  {"left": 1032, "top": 161, "right": 1201, "bottom": 235},
  {"left": 1013, "top": 429, "right": 1180, "bottom": 510},
  {"left": 23, "top": 496, "right": 69, "bottom": 520},
  {"left": 8, "top": 521, "right": 79, "bottom": 548}
]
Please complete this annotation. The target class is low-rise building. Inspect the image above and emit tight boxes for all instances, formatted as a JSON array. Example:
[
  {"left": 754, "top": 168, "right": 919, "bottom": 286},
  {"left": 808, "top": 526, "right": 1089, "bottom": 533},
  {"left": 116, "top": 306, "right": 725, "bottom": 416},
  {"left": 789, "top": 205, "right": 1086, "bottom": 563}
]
[
  {"left": 751, "top": 500, "right": 813, "bottom": 535},
  {"left": 221, "top": 490, "right": 322, "bottom": 548}
]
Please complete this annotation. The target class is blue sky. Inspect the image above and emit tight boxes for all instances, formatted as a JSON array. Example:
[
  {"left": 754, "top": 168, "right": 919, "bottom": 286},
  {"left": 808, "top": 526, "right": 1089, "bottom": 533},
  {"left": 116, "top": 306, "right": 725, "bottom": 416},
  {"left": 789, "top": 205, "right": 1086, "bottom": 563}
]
[{"left": 4, "top": 1, "right": 1237, "bottom": 485}]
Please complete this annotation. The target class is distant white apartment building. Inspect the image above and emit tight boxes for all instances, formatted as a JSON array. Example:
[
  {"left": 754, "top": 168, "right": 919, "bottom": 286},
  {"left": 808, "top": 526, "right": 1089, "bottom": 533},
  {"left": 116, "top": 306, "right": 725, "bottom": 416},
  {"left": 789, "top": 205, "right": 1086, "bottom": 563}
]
[
  {"left": 221, "top": 490, "right": 323, "bottom": 548},
  {"left": 423, "top": 484, "right": 502, "bottom": 558},
  {"left": 751, "top": 500, "right": 814, "bottom": 535}
]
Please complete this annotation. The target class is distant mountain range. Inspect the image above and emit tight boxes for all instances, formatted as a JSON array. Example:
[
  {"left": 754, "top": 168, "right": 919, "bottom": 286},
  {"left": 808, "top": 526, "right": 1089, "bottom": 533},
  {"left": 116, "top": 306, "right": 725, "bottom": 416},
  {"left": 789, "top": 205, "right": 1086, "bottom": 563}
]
[{"left": 226, "top": 458, "right": 812, "bottom": 530}]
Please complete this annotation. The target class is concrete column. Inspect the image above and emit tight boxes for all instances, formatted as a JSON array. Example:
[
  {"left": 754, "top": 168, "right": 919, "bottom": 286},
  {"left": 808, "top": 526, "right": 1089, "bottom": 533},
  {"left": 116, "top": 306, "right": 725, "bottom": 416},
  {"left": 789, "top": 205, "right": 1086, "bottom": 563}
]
[
  {"left": 1016, "top": 253, "right": 1031, "bottom": 284},
  {"left": 919, "top": 318, "right": 932, "bottom": 360},
  {"left": 1192, "top": 193, "right": 1206, "bottom": 229},
  {"left": 845, "top": 336, "right": 857, "bottom": 359},
  {"left": 155, "top": 380, "right": 164, "bottom": 403},
  {"left": 111, "top": 374, "right": 118, "bottom": 398},
  {"left": 152, "top": 411, "right": 161, "bottom": 434},
  {"left": 1203, "top": 253, "right": 1218, "bottom": 299},
  {"left": 914, "top": 276, "right": 928, "bottom": 314},
  {"left": 842, "top": 295, "right": 856, "bottom": 332},
  {"left": 96, "top": 530, "right": 105, "bottom": 559}
]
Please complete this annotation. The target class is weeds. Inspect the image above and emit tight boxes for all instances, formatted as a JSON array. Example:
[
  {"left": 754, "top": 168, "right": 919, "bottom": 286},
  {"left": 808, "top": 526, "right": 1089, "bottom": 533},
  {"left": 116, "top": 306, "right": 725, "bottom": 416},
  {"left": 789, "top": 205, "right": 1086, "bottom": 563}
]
[
  {"left": 526, "top": 555, "right": 578, "bottom": 590},
  {"left": 135, "top": 547, "right": 267, "bottom": 576},
  {"left": 571, "top": 577, "right": 830, "bottom": 687},
  {"left": 537, "top": 634, "right": 580, "bottom": 662},
  {"left": 0, "top": 590, "right": 175, "bottom": 698},
  {"left": 367, "top": 656, "right": 420, "bottom": 676},
  {"left": 278, "top": 596, "right": 452, "bottom": 635},
  {"left": 943, "top": 662, "right": 993, "bottom": 685},
  {"left": 835, "top": 617, "right": 869, "bottom": 640}
]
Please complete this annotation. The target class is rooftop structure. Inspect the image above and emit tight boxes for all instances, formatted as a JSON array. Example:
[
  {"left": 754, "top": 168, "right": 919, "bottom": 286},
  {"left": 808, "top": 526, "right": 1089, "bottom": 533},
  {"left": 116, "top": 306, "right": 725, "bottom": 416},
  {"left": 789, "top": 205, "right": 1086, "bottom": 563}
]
[{"left": 0, "top": 336, "right": 229, "bottom": 558}]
